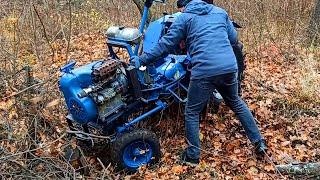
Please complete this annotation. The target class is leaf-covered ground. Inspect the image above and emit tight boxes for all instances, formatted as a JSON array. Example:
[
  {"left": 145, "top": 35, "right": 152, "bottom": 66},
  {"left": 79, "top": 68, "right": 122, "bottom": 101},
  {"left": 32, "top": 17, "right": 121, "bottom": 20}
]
[{"left": 1, "top": 32, "right": 319, "bottom": 179}]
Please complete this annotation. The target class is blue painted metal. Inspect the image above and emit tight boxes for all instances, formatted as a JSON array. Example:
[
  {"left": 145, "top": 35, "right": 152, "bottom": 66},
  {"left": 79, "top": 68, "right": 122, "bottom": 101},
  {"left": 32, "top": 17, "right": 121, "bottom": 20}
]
[
  {"left": 58, "top": 1, "right": 196, "bottom": 170},
  {"left": 143, "top": 12, "right": 181, "bottom": 53},
  {"left": 138, "top": 7, "right": 150, "bottom": 33},
  {"left": 59, "top": 61, "right": 103, "bottom": 124},
  {"left": 134, "top": 6, "right": 150, "bottom": 55},
  {"left": 60, "top": 0, "right": 190, "bottom": 148},
  {"left": 60, "top": 60, "right": 76, "bottom": 73},
  {"left": 123, "top": 141, "right": 153, "bottom": 169},
  {"left": 117, "top": 101, "right": 167, "bottom": 133},
  {"left": 107, "top": 39, "right": 135, "bottom": 57},
  {"left": 57, "top": 0, "right": 233, "bottom": 171},
  {"left": 155, "top": 55, "right": 186, "bottom": 80},
  {"left": 166, "top": 81, "right": 188, "bottom": 103},
  {"left": 60, "top": 10, "right": 188, "bottom": 127}
]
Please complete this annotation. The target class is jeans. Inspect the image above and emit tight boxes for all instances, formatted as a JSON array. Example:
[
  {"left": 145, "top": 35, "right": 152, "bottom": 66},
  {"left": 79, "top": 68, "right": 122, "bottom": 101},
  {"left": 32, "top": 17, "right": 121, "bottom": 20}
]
[{"left": 185, "top": 72, "right": 263, "bottom": 159}]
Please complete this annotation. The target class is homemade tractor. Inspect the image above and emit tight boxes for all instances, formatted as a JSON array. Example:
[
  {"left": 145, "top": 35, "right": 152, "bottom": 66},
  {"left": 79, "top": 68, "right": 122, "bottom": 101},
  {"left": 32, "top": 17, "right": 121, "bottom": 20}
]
[{"left": 59, "top": 0, "right": 245, "bottom": 172}]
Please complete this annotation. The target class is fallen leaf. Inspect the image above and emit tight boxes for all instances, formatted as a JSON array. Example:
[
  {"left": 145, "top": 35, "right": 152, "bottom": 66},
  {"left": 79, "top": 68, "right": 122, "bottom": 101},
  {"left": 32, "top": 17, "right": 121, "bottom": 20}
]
[
  {"left": 249, "top": 166, "right": 259, "bottom": 174},
  {"left": 171, "top": 165, "right": 185, "bottom": 174},
  {"left": 30, "top": 96, "right": 43, "bottom": 104},
  {"left": 247, "top": 159, "right": 257, "bottom": 167},
  {"left": 281, "top": 141, "right": 291, "bottom": 147},
  {"left": 0, "top": 99, "right": 14, "bottom": 111},
  {"left": 264, "top": 164, "right": 274, "bottom": 172},
  {"left": 46, "top": 98, "right": 61, "bottom": 108},
  {"left": 200, "top": 132, "right": 204, "bottom": 141}
]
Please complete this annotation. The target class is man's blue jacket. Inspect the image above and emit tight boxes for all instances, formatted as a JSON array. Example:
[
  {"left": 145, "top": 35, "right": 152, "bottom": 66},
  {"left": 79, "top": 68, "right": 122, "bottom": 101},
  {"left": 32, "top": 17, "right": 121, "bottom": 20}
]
[{"left": 140, "top": 0, "right": 238, "bottom": 79}]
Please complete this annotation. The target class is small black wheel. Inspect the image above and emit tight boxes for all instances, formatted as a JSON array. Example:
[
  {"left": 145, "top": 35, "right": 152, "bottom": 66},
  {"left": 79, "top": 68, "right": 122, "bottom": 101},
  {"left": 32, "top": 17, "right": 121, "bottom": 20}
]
[{"left": 110, "top": 128, "right": 161, "bottom": 172}]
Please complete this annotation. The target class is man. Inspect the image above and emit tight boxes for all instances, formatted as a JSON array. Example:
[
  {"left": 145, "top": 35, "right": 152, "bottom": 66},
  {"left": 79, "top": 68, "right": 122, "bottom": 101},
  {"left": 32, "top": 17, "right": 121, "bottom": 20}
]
[
  {"left": 177, "top": 0, "right": 187, "bottom": 11},
  {"left": 135, "top": 0, "right": 268, "bottom": 166}
]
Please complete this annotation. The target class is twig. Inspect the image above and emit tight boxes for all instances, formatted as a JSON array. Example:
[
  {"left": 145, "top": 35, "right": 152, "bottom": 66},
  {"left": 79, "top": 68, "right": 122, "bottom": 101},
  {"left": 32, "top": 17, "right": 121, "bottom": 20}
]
[
  {"left": 186, "top": 139, "right": 286, "bottom": 179},
  {"left": 27, "top": 153, "right": 74, "bottom": 175},
  {"left": 6, "top": 160, "right": 42, "bottom": 179},
  {"left": 30, "top": 4, "right": 42, "bottom": 62},
  {"left": 109, "top": 0, "right": 121, "bottom": 24},
  {"left": 33, "top": 4, "right": 55, "bottom": 62},
  {"left": 1, "top": 72, "right": 59, "bottom": 101},
  {"left": 0, "top": 173, "right": 40, "bottom": 179},
  {"left": 97, "top": 158, "right": 112, "bottom": 179},
  {"left": 0, "top": 133, "right": 66, "bottom": 161},
  {"left": 262, "top": 150, "right": 286, "bottom": 179},
  {"left": 66, "top": 0, "right": 72, "bottom": 63},
  {"left": 66, "top": 130, "right": 113, "bottom": 140},
  {"left": 247, "top": 74, "right": 278, "bottom": 93},
  {"left": 1, "top": 81, "right": 45, "bottom": 100},
  {"left": 97, "top": 157, "right": 106, "bottom": 170}
]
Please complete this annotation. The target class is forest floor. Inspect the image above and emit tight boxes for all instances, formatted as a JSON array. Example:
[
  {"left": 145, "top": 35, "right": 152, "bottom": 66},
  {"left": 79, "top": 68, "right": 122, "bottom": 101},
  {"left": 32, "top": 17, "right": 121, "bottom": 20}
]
[{"left": 0, "top": 32, "right": 319, "bottom": 179}]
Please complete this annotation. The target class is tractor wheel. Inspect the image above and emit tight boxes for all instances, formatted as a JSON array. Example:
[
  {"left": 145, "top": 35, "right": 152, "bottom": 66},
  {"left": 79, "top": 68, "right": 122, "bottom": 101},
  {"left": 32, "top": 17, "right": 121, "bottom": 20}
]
[{"left": 110, "top": 129, "right": 161, "bottom": 172}]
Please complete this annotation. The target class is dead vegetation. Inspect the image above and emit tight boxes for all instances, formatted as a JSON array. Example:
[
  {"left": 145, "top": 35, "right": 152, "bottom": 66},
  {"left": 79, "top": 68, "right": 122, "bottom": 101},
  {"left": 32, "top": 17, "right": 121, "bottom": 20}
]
[{"left": 0, "top": 0, "right": 319, "bottom": 179}]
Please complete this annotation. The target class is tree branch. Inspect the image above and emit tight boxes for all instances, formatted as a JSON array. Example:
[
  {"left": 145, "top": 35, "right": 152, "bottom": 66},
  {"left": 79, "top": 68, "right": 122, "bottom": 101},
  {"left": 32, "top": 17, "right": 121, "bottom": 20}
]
[
  {"left": 66, "top": 0, "right": 72, "bottom": 63},
  {"left": 33, "top": 4, "right": 55, "bottom": 62},
  {"left": 132, "top": 0, "right": 154, "bottom": 23}
]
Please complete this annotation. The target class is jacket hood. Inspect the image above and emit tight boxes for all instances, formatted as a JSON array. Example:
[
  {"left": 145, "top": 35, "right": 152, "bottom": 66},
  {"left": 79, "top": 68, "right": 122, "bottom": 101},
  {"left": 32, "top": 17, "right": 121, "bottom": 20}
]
[{"left": 184, "top": 0, "right": 213, "bottom": 15}]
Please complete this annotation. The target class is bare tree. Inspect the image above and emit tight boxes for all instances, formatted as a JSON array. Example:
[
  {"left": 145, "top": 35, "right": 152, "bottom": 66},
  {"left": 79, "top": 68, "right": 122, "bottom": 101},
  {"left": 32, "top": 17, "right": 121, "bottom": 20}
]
[
  {"left": 132, "top": 0, "right": 145, "bottom": 15},
  {"left": 132, "top": 0, "right": 154, "bottom": 22},
  {"left": 308, "top": 0, "right": 320, "bottom": 46}
]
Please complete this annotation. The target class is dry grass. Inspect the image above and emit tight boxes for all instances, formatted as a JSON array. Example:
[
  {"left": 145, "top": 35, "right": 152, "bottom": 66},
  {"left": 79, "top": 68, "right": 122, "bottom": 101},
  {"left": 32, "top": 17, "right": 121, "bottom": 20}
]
[{"left": 297, "top": 48, "right": 320, "bottom": 102}]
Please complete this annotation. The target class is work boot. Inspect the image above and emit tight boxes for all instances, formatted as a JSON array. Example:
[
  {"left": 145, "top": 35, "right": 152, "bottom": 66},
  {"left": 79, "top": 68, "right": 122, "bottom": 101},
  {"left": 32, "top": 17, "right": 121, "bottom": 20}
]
[
  {"left": 254, "top": 139, "right": 268, "bottom": 157},
  {"left": 180, "top": 151, "right": 199, "bottom": 167}
]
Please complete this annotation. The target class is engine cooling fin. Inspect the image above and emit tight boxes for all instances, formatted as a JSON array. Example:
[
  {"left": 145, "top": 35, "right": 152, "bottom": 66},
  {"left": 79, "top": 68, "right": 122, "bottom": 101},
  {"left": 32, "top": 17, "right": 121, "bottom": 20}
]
[{"left": 92, "top": 58, "right": 119, "bottom": 83}]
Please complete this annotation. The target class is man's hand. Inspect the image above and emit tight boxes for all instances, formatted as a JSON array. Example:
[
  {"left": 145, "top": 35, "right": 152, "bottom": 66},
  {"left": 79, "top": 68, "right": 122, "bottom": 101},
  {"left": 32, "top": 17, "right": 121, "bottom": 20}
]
[
  {"left": 130, "top": 56, "right": 141, "bottom": 69},
  {"left": 131, "top": 56, "right": 147, "bottom": 71}
]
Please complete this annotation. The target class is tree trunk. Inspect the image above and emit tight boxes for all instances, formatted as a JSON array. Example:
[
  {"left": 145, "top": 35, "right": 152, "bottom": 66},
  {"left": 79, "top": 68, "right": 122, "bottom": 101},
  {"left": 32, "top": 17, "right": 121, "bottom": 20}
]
[
  {"left": 308, "top": 0, "right": 320, "bottom": 46},
  {"left": 131, "top": 0, "right": 154, "bottom": 23},
  {"left": 276, "top": 163, "right": 320, "bottom": 176},
  {"left": 132, "top": 0, "right": 145, "bottom": 16}
]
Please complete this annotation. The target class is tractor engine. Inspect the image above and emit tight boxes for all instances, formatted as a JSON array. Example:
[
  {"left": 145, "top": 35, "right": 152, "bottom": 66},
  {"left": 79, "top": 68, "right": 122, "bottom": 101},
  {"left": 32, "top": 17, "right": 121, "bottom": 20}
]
[{"left": 59, "top": 58, "right": 129, "bottom": 124}]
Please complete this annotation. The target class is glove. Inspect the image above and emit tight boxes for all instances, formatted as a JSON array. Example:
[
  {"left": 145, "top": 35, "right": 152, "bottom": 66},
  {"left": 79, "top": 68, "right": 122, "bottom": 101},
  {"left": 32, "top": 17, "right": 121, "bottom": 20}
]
[{"left": 130, "top": 56, "right": 141, "bottom": 69}]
